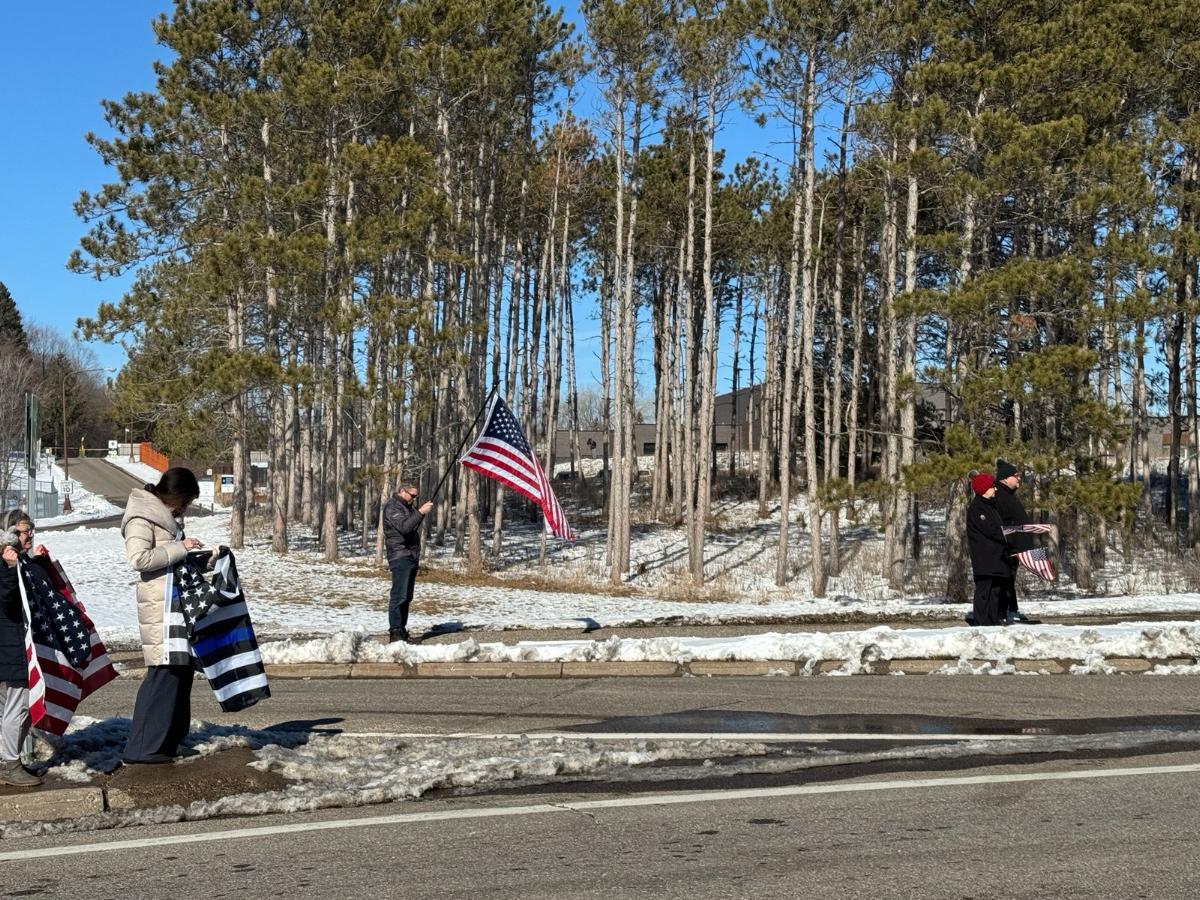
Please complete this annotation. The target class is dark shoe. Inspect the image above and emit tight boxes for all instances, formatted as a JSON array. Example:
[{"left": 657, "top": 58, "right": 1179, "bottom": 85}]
[
  {"left": 0, "top": 759, "right": 42, "bottom": 787},
  {"left": 122, "top": 754, "right": 174, "bottom": 765},
  {"left": 388, "top": 630, "right": 411, "bottom": 643},
  {"left": 173, "top": 746, "right": 200, "bottom": 759},
  {"left": 964, "top": 612, "right": 977, "bottom": 627}
]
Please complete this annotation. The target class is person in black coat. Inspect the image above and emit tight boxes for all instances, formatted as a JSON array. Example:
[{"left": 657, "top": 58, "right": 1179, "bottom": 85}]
[
  {"left": 966, "top": 473, "right": 1011, "bottom": 627},
  {"left": 382, "top": 484, "right": 434, "bottom": 643},
  {"left": 0, "top": 510, "right": 46, "bottom": 786},
  {"left": 993, "top": 459, "right": 1033, "bottom": 624}
]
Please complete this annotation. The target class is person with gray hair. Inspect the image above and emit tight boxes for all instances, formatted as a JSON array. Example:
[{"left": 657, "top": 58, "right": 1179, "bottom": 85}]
[{"left": 0, "top": 509, "right": 48, "bottom": 786}]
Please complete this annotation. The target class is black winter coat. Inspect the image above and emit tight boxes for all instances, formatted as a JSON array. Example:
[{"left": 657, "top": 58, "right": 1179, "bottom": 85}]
[
  {"left": 966, "top": 495, "right": 1012, "bottom": 579},
  {"left": 994, "top": 483, "right": 1035, "bottom": 552},
  {"left": 0, "top": 562, "right": 26, "bottom": 682},
  {"left": 382, "top": 495, "right": 425, "bottom": 563}
]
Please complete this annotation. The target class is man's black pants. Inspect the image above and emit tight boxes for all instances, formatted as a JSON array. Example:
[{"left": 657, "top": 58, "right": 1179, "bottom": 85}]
[
  {"left": 972, "top": 577, "right": 1006, "bottom": 627},
  {"left": 1002, "top": 574, "right": 1020, "bottom": 620},
  {"left": 389, "top": 556, "right": 419, "bottom": 637}
]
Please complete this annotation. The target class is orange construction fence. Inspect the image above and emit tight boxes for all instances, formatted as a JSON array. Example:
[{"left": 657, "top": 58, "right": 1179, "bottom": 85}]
[{"left": 139, "top": 442, "right": 170, "bottom": 473}]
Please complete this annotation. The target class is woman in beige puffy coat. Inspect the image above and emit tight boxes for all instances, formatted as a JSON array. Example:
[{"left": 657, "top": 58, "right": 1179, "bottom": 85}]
[{"left": 120, "top": 467, "right": 204, "bottom": 764}]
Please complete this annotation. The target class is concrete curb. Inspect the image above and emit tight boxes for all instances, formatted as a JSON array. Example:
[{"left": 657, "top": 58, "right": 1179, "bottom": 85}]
[
  {"left": 0, "top": 786, "right": 105, "bottom": 823},
  {"left": 246, "top": 657, "right": 1199, "bottom": 680}
]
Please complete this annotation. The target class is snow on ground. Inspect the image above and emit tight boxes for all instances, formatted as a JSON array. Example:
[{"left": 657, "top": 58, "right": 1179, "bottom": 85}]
[
  {"left": 22, "top": 481, "right": 1200, "bottom": 673},
  {"left": 36, "top": 463, "right": 123, "bottom": 527},
  {"left": 5, "top": 460, "right": 125, "bottom": 529},
  {"left": 30, "top": 507, "right": 1200, "bottom": 657},
  {"left": 104, "top": 457, "right": 162, "bottom": 486},
  {"left": 260, "top": 621, "right": 1200, "bottom": 671}
]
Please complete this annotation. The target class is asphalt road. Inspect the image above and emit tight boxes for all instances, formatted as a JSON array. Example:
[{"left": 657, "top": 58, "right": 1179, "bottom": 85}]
[
  {"left": 5, "top": 755, "right": 1200, "bottom": 900},
  {"left": 64, "top": 458, "right": 143, "bottom": 506},
  {"left": 3, "top": 676, "right": 1199, "bottom": 898},
  {"left": 61, "top": 673, "right": 1200, "bottom": 738}
]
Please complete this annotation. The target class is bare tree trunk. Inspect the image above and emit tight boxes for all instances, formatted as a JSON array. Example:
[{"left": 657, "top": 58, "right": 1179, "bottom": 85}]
[
  {"left": 261, "top": 118, "right": 289, "bottom": 554},
  {"left": 229, "top": 289, "right": 247, "bottom": 550},
  {"left": 730, "top": 277, "right": 743, "bottom": 479},
  {"left": 879, "top": 140, "right": 901, "bottom": 586},
  {"left": 775, "top": 88, "right": 806, "bottom": 587},
  {"left": 691, "top": 88, "right": 721, "bottom": 583},
  {"left": 847, "top": 225, "right": 865, "bottom": 502},
  {"left": 671, "top": 234, "right": 687, "bottom": 524},
  {"left": 758, "top": 275, "right": 777, "bottom": 519},
  {"left": 1188, "top": 308, "right": 1200, "bottom": 548},
  {"left": 798, "top": 57, "right": 825, "bottom": 596},
  {"left": 944, "top": 177, "right": 977, "bottom": 602}
]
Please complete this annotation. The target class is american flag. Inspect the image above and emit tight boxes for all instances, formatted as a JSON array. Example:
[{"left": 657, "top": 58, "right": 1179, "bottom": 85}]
[
  {"left": 460, "top": 395, "right": 574, "bottom": 541},
  {"left": 1003, "top": 524, "right": 1057, "bottom": 537},
  {"left": 1003, "top": 524, "right": 1057, "bottom": 581},
  {"left": 1014, "top": 546, "right": 1056, "bottom": 581},
  {"left": 17, "top": 554, "right": 117, "bottom": 736}
]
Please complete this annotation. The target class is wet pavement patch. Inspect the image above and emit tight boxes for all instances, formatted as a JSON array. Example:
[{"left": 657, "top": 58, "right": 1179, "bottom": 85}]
[
  {"left": 564, "top": 709, "right": 1200, "bottom": 739},
  {"left": 103, "top": 748, "right": 289, "bottom": 811}
]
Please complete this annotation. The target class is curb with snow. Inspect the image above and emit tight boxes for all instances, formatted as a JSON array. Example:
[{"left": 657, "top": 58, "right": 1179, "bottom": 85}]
[{"left": 226, "top": 622, "right": 1200, "bottom": 676}]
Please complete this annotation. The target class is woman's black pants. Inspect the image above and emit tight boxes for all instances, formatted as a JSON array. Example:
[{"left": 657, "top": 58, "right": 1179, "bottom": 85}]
[{"left": 123, "top": 664, "right": 194, "bottom": 763}]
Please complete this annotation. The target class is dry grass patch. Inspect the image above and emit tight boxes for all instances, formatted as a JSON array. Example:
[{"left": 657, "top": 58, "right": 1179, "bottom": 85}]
[
  {"left": 651, "top": 569, "right": 739, "bottom": 603},
  {"left": 419, "top": 566, "right": 637, "bottom": 597}
]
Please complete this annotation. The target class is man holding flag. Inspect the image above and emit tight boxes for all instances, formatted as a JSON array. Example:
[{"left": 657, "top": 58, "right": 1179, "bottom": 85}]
[
  {"left": 993, "top": 458, "right": 1043, "bottom": 621},
  {"left": 383, "top": 484, "right": 434, "bottom": 644}
]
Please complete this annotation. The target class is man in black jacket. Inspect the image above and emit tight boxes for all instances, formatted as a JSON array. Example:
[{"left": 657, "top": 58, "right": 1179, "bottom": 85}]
[
  {"left": 993, "top": 458, "right": 1032, "bottom": 624},
  {"left": 382, "top": 484, "right": 433, "bottom": 643},
  {"left": 966, "top": 473, "right": 1010, "bottom": 627}
]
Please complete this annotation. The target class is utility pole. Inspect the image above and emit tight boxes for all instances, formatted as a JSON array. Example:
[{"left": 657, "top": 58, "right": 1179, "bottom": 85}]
[{"left": 62, "top": 376, "right": 71, "bottom": 513}]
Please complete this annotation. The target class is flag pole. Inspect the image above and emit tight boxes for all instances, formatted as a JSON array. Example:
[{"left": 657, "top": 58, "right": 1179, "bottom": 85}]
[{"left": 428, "top": 384, "right": 498, "bottom": 503}]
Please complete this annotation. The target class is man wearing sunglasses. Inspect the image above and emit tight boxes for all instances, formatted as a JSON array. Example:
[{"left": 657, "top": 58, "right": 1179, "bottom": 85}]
[{"left": 382, "top": 484, "right": 433, "bottom": 643}]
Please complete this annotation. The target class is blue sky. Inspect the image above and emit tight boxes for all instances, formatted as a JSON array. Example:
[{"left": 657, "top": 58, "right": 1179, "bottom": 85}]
[
  {"left": 0, "top": 2, "right": 797, "bottom": 393},
  {"left": 0, "top": 2, "right": 169, "bottom": 370}
]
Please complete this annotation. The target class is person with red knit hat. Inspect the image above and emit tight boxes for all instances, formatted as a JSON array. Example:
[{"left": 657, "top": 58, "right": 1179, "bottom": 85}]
[{"left": 965, "top": 472, "right": 1010, "bottom": 626}]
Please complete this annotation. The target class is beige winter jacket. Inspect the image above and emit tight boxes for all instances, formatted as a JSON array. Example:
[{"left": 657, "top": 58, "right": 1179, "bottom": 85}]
[{"left": 121, "top": 488, "right": 189, "bottom": 667}]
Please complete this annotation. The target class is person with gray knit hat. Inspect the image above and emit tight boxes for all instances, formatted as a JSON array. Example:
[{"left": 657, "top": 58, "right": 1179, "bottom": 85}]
[
  {"left": 0, "top": 510, "right": 48, "bottom": 786},
  {"left": 993, "top": 458, "right": 1033, "bottom": 624}
]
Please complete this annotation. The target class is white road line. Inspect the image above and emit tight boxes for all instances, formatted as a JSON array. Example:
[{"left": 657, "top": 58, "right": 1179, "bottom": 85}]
[
  {"left": 4, "top": 761, "right": 1198, "bottom": 863},
  {"left": 341, "top": 731, "right": 1038, "bottom": 743}
]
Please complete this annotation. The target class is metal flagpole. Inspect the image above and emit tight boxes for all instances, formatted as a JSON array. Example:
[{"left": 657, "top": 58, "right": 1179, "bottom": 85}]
[{"left": 428, "top": 384, "right": 498, "bottom": 502}]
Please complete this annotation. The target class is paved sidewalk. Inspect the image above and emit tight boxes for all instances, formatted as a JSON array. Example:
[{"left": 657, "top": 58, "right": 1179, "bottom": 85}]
[{"left": 0, "top": 748, "right": 285, "bottom": 825}]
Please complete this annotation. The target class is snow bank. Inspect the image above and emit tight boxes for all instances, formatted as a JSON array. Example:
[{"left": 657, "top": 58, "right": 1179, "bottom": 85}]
[{"left": 259, "top": 622, "right": 1200, "bottom": 668}]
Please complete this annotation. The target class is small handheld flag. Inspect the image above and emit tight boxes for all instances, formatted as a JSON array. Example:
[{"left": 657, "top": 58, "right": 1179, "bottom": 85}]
[
  {"left": 1002, "top": 524, "right": 1057, "bottom": 581},
  {"left": 460, "top": 395, "right": 574, "bottom": 542}
]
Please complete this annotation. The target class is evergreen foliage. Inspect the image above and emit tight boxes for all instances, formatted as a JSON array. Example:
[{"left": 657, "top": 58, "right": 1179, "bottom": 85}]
[{"left": 71, "top": 0, "right": 1200, "bottom": 589}]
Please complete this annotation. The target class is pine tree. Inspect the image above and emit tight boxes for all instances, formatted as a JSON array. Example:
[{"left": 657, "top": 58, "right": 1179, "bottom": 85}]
[{"left": 0, "top": 282, "right": 27, "bottom": 352}]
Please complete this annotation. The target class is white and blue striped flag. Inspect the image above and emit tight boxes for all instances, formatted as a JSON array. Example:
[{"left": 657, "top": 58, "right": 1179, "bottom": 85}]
[{"left": 168, "top": 548, "right": 270, "bottom": 712}]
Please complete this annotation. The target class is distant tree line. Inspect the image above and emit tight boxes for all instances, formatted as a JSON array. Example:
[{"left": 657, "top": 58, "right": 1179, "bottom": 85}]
[
  {"left": 73, "top": 0, "right": 1200, "bottom": 596},
  {"left": 0, "top": 281, "right": 112, "bottom": 496}
]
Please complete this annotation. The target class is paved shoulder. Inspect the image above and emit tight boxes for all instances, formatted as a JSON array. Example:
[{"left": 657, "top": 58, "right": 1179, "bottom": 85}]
[{"left": 67, "top": 458, "right": 146, "bottom": 508}]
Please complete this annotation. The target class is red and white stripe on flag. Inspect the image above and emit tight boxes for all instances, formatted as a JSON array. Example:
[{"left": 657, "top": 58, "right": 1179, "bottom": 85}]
[
  {"left": 19, "top": 555, "right": 118, "bottom": 736},
  {"left": 460, "top": 395, "right": 574, "bottom": 542},
  {"left": 1003, "top": 523, "right": 1057, "bottom": 537},
  {"left": 1015, "top": 548, "right": 1056, "bottom": 581}
]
